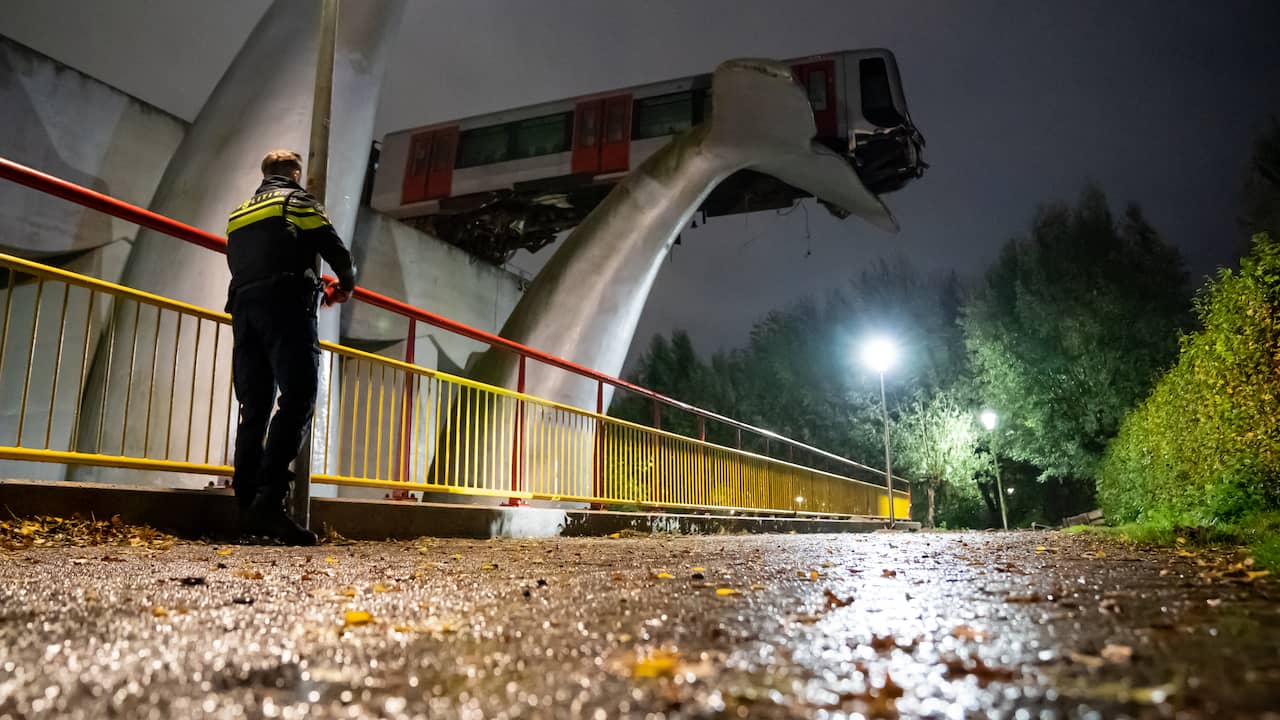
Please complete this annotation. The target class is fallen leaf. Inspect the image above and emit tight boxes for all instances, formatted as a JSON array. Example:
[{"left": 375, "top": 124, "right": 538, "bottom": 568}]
[
  {"left": 373, "top": 583, "right": 394, "bottom": 593},
  {"left": 882, "top": 569, "right": 897, "bottom": 578},
  {"left": 1100, "top": 644, "right": 1133, "bottom": 664},
  {"left": 1069, "top": 651, "right": 1105, "bottom": 669},
  {"left": 655, "top": 572, "right": 674, "bottom": 580},
  {"left": 1175, "top": 537, "right": 1187, "bottom": 545},
  {"left": 216, "top": 548, "right": 234, "bottom": 556},
  {"left": 750, "top": 584, "right": 765, "bottom": 591},
  {"left": 338, "top": 586, "right": 357, "bottom": 598},
  {"left": 324, "top": 556, "right": 339, "bottom": 563},
  {"left": 1206, "top": 598, "right": 1222, "bottom": 608},
  {"left": 607, "top": 532, "right": 621, "bottom": 539},
  {"left": 690, "top": 566, "right": 705, "bottom": 572},
  {"left": 631, "top": 649, "right": 682, "bottom": 679},
  {"left": 1245, "top": 570, "right": 1271, "bottom": 582},
  {"left": 1004, "top": 591, "right": 1043, "bottom": 603},
  {"left": 343, "top": 610, "right": 374, "bottom": 627},
  {"left": 481, "top": 564, "right": 497, "bottom": 571},
  {"left": 950, "top": 624, "right": 987, "bottom": 642},
  {"left": 714, "top": 587, "right": 739, "bottom": 597},
  {"left": 235, "top": 569, "right": 264, "bottom": 580},
  {"left": 1177, "top": 550, "right": 1194, "bottom": 558},
  {"left": 152, "top": 606, "right": 169, "bottom": 617},
  {"left": 450, "top": 554, "right": 462, "bottom": 560},
  {"left": 823, "top": 589, "right": 853, "bottom": 609}
]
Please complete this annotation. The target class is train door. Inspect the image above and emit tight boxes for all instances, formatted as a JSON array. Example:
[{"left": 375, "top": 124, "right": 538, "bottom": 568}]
[
  {"left": 599, "top": 96, "right": 631, "bottom": 172},
  {"left": 426, "top": 126, "right": 458, "bottom": 199},
  {"left": 402, "top": 131, "right": 433, "bottom": 204},
  {"left": 401, "top": 127, "right": 459, "bottom": 204},
  {"left": 573, "top": 95, "right": 631, "bottom": 175},
  {"left": 792, "top": 60, "right": 837, "bottom": 139}
]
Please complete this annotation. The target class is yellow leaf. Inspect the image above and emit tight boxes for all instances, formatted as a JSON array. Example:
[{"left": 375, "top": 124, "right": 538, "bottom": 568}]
[
  {"left": 632, "top": 650, "right": 681, "bottom": 679},
  {"left": 1177, "top": 550, "right": 1194, "bottom": 558},
  {"left": 234, "top": 569, "right": 264, "bottom": 580},
  {"left": 750, "top": 584, "right": 765, "bottom": 591},
  {"left": 1175, "top": 537, "right": 1187, "bottom": 545},
  {"left": 607, "top": 532, "right": 621, "bottom": 539},
  {"left": 338, "top": 586, "right": 357, "bottom": 597},
  {"left": 481, "top": 564, "right": 496, "bottom": 570},
  {"left": 809, "top": 570, "right": 820, "bottom": 581},
  {"left": 343, "top": 610, "right": 374, "bottom": 627},
  {"left": 215, "top": 548, "right": 234, "bottom": 556},
  {"left": 1034, "top": 546, "right": 1048, "bottom": 552},
  {"left": 324, "top": 556, "right": 339, "bottom": 563},
  {"left": 152, "top": 606, "right": 169, "bottom": 617},
  {"left": 373, "top": 583, "right": 392, "bottom": 593},
  {"left": 1246, "top": 570, "right": 1271, "bottom": 582},
  {"left": 690, "top": 566, "right": 705, "bottom": 572},
  {"left": 450, "top": 554, "right": 462, "bottom": 560},
  {"left": 715, "top": 588, "right": 739, "bottom": 597},
  {"left": 655, "top": 572, "right": 674, "bottom": 580}
]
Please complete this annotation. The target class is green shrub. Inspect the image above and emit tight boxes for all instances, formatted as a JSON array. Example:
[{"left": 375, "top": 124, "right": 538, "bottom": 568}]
[{"left": 1097, "top": 233, "right": 1280, "bottom": 524}]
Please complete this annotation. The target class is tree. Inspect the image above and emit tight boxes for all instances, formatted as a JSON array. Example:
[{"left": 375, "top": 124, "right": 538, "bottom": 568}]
[
  {"left": 961, "top": 185, "right": 1189, "bottom": 482},
  {"left": 1244, "top": 117, "right": 1280, "bottom": 238},
  {"left": 894, "top": 391, "right": 986, "bottom": 528}
]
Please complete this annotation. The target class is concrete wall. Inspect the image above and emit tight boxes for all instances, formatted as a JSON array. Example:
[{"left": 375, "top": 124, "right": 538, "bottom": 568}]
[
  {"left": 0, "top": 35, "right": 186, "bottom": 261},
  {"left": 0, "top": 36, "right": 187, "bottom": 482}
]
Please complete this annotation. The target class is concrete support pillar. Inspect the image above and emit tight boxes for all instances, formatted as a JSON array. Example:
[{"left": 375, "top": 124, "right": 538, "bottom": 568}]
[{"left": 70, "top": 0, "right": 405, "bottom": 489}]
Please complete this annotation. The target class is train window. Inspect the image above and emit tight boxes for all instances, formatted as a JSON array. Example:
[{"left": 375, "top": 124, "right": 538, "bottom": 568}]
[
  {"left": 513, "top": 113, "right": 572, "bottom": 160},
  {"left": 632, "top": 92, "right": 693, "bottom": 140},
  {"left": 456, "top": 125, "right": 511, "bottom": 168},
  {"left": 859, "top": 58, "right": 904, "bottom": 128},
  {"left": 806, "top": 70, "right": 828, "bottom": 111}
]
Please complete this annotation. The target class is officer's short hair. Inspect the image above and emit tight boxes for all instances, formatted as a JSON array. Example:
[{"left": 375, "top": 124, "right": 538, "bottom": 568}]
[{"left": 261, "top": 150, "right": 303, "bottom": 178}]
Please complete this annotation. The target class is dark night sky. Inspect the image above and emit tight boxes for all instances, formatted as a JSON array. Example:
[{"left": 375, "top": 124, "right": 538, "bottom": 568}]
[{"left": 5, "top": 0, "right": 1279, "bottom": 362}]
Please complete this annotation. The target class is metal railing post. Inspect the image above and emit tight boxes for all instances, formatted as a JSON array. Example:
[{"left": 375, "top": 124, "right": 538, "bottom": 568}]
[{"left": 505, "top": 355, "right": 527, "bottom": 506}]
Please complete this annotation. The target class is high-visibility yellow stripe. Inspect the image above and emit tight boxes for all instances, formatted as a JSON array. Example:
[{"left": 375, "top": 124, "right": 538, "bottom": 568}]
[
  {"left": 286, "top": 206, "right": 321, "bottom": 216},
  {"left": 288, "top": 213, "right": 330, "bottom": 231},
  {"left": 227, "top": 203, "right": 285, "bottom": 233},
  {"left": 229, "top": 194, "right": 286, "bottom": 220}
]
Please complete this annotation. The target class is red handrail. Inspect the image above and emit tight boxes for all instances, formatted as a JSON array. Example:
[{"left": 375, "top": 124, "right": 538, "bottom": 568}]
[{"left": 0, "top": 155, "right": 903, "bottom": 486}]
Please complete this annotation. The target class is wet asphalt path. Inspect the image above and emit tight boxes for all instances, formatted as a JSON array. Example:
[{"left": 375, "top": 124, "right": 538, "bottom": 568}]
[{"left": 1, "top": 531, "right": 1278, "bottom": 719}]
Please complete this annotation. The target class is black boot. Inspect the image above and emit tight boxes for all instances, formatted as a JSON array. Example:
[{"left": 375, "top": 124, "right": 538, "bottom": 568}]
[{"left": 243, "top": 490, "right": 318, "bottom": 546}]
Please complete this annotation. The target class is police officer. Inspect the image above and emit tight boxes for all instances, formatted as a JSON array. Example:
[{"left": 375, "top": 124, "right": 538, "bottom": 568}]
[{"left": 226, "top": 150, "right": 356, "bottom": 545}]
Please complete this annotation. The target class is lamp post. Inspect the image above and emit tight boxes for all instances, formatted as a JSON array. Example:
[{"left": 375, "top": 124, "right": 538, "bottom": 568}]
[
  {"left": 861, "top": 337, "right": 899, "bottom": 527},
  {"left": 980, "top": 409, "right": 1009, "bottom": 530}
]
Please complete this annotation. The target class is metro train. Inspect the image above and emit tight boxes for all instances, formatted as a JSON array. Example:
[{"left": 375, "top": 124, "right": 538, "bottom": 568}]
[{"left": 368, "top": 48, "right": 926, "bottom": 264}]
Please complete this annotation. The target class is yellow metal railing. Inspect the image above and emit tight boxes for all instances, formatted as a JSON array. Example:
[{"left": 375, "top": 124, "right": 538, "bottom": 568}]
[{"left": 0, "top": 253, "right": 909, "bottom": 518}]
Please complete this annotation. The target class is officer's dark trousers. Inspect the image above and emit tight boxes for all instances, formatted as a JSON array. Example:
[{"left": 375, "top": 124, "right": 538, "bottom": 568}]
[{"left": 229, "top": 284, "right": 320, "bottom": 507}]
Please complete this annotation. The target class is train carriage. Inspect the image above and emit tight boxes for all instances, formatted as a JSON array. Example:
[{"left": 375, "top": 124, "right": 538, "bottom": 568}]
[{"left": 370, "top": 49, "right": 925, "bottom": 263}]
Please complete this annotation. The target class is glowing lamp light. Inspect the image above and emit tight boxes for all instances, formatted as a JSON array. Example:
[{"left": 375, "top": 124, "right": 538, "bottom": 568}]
[
  {"left": 860, "top": 336, "right": 899, "bottom": 374},
  {"left": 980, "top": 409, "right": 998, "bottom": 431},
  {"left": 794, "top": 496, "right": 805, "bottom": 504}
]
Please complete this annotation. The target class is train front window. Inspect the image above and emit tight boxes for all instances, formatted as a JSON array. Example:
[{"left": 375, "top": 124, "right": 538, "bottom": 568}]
[
  {"left": 513, "top": 113, "right": 572, "bottom": 160},
  {"left": 806, "top": 70, "right": 828, "bottom": 111},
  {"left": 632, "top": 92, "right": 693, "bottom": 140},
  {"left": 456, "top": 125, "right": 510, "bottom": 168},
  {"left": 859, "top": 58, "right": 904, "bottom": 128}
]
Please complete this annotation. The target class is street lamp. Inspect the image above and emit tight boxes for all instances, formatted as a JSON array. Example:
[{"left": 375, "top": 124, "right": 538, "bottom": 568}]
[
  {"left": 980, "top": 409, "right": 1009, "bottom": 530},
  {"left": 861, "top": 336, "right": 899, "bottom": 527}
]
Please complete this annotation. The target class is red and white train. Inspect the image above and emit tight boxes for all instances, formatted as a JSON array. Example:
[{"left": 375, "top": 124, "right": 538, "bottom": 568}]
[{"left": 369, "top": 48, "right": 925, "bottom": 263}]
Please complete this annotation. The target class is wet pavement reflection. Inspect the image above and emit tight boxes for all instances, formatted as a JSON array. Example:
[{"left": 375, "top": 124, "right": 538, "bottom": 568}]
[{"left": 1, "top": 530, "right": 1277, "bottom": 718}]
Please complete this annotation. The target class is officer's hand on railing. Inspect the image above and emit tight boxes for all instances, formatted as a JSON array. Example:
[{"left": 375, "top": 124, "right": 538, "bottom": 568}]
[{"left": 321, "top": 280, "right": 354, "bottom": 307}]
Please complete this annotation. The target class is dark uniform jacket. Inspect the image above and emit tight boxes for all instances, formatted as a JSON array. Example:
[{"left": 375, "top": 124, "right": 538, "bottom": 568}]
[{"left": 225, "top": 175, "right": 356, "bottom": 310}]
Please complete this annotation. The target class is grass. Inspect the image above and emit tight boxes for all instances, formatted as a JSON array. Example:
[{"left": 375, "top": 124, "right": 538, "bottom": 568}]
[{"left": 1065, "top": 510, "right": 1280, "bottom": 571}]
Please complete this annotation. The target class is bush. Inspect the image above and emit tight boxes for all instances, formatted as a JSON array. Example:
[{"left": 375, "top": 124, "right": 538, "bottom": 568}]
[{"left": 1097, "top": 233, "right": 1280, "bottom": 524}]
